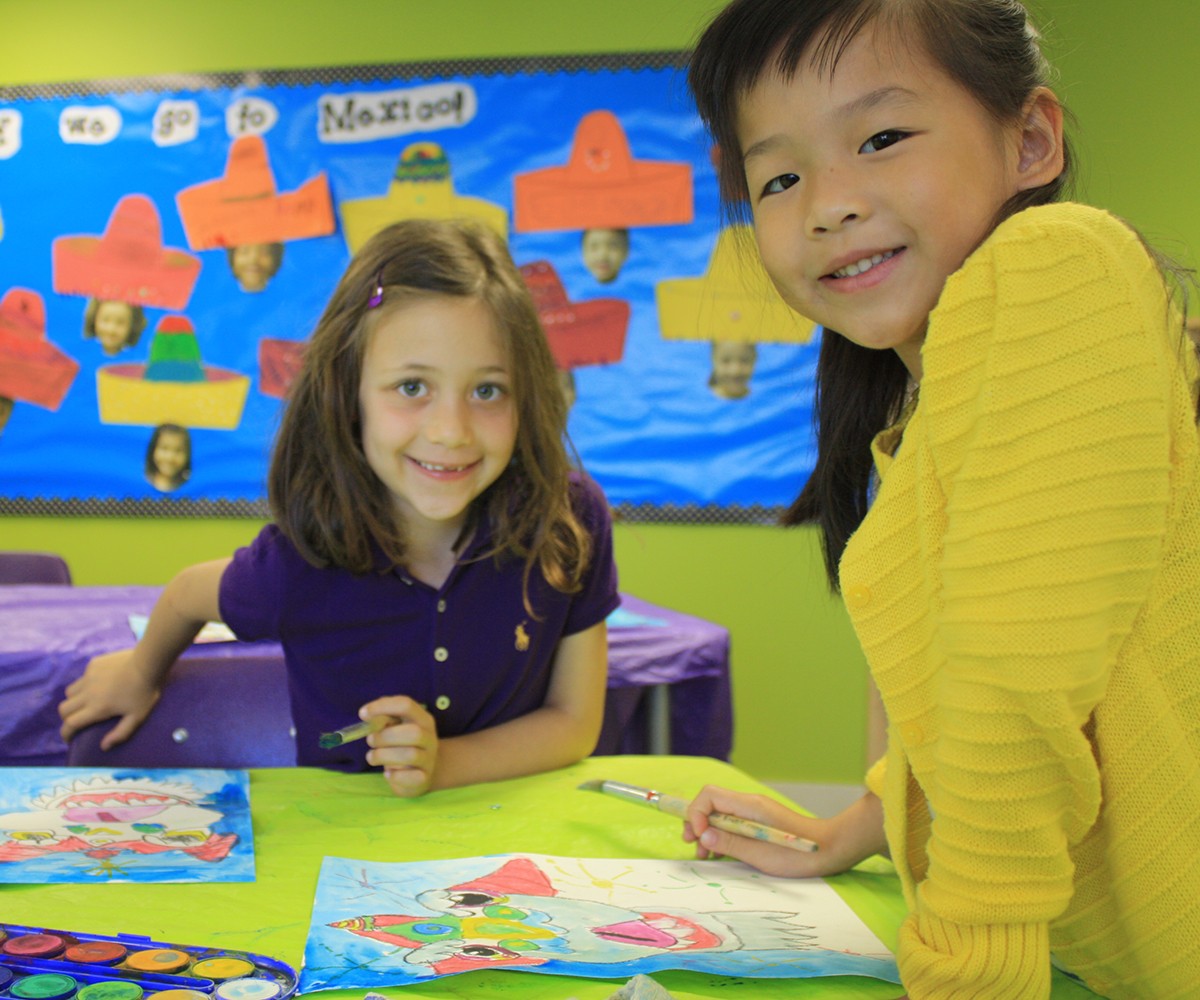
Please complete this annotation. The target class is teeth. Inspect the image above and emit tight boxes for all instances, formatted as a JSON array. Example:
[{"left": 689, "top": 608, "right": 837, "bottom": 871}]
[
  {"left": 832, "top": 249, "right": 896, "bottom": 278},
  {"left": 416, "top": 460, "right": 467, "bottom": 472}
]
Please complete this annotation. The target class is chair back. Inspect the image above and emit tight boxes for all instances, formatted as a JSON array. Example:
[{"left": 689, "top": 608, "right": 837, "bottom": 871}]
[
  {"left": 67, "top": 654, "right": 296, "bottom": 768},
  {"left": 0, "top": 552, "right": 73, "bottom": 585}
]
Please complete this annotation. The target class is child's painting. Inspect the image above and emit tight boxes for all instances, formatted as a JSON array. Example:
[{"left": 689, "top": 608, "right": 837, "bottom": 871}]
[
  {"left": 300, "top": 854, "right": 899, "bottom": 990},
  {"left": 0, "top": 767, "right": 254, "bottom": 883}
]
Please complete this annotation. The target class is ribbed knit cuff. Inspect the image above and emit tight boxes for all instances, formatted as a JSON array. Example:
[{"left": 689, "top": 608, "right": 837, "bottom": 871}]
[{"left": 898, "top": 910, "right": 1051, "bottom": 999}]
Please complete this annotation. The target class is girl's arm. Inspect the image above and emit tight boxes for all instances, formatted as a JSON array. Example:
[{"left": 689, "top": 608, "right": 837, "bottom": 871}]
[
  {"left": 683, "top": 786, "right": 888, "bottom": 878},
  {"left": 362, "top": 620, "right": 608, "bottom": 797},
  {"left": 58, "top": 557, "right": 230, "bottom": 749}
]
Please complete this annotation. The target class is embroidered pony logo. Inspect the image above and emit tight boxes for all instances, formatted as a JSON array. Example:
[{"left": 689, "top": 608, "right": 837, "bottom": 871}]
[{"left": 514, "top": 622, "right": 530, "bottom": 652}]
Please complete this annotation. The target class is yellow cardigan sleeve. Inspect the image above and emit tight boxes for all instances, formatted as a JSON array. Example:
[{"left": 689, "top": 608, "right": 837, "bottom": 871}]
[{"left": 901, "top": 205, "right": 1176, "bottom": 996}]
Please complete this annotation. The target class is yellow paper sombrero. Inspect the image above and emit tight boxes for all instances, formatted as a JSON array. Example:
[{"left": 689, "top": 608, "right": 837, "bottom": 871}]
[
  {"left": 656, "top": 227, "right": 817, "bottom": 344},
  {"left": 339, "top": 142, "right": 507, "bottom": 254},
  {"left": 97, "top": 316, "right": 249, "bottom": 429}
]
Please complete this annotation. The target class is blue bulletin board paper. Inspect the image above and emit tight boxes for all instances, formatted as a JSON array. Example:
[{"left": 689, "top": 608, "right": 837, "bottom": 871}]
[{"left": 0, "top": 55, "right": 818, "bottom": 522}]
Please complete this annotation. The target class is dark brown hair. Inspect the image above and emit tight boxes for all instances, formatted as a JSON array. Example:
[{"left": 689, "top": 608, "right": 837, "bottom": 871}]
[
  {"left": 269, "top": 218, "right": 591, "bottom": 603},
  {"left": 689, "top": 0, "right": 1074, "bottom": 591}
]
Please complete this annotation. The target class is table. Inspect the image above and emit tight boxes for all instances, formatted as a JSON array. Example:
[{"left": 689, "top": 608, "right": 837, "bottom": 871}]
[
  {"left": 0, "top": 586, "right": 732, "bottom": 766},
  {"left": 0, "top": 755, "right": 1096, "bottom": 999},
  {"left": 3, "top": 756, "right": 904, "bottom": 1000}
]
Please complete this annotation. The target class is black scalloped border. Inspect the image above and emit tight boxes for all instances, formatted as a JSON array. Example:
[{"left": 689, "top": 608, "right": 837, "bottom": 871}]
[
  {"left": 0, "top": 51, "right": 690, "bottom": 102},
  {"left": 0, "top": 497, "right": 784, "bottom": 525}
]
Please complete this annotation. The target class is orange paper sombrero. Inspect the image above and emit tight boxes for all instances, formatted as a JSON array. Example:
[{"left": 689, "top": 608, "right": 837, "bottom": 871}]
[
  {"left": 175, "top": 135, "right": 335, "bottom": 250},
  {"left": 514, "top": 110, "right": 693, "bottom": 233},
  {"left": 339, "top": 142, "right": 507, "bottom": 254},
  {"left": 0, "top": 288, "right": 79, "bottom": 410},
  {"left": 52, "top": 195, "right": 201, "bottom": 310},
  {"left": 656, "top": 227, "right": 817, "bottom": 344},
  {"left": 519, "top": 260, "right": 629, "bottom": 369}
]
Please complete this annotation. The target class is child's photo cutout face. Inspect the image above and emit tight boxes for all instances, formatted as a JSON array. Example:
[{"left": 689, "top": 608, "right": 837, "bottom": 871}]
[
  {"left": 709, "top": 341, "right": 757, "bottom": 399},
  {"left": 146, "top": 424, "right": 191, "bottom": 492},
  {"left": 581, "top": 228, "right": 629, "bottom": 284},
  {"left": 92, "top": 301, "right": 136, "bottom": 354},
  {"left": 229, "top": 242, "right": 283, "bottom": 293}
]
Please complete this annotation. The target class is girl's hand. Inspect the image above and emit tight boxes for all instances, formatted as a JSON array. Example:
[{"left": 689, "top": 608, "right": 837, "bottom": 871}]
[
  {"left": 58, "top": 649, "right": 161, "bottom": 750},
  {"left": 683, "top": 786, "right": 887, "bottom": 878},
  {"left": 359, "top": 696, "right": 439, "bottom": 798}
]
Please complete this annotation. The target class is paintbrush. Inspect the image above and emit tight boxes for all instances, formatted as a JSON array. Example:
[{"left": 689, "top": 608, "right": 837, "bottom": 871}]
[
  {"left": 318, "top": 716, "right": 387, "bottom": 749},
  {"left": 579, "top": 778, "right": 818, "bottom": 852}
]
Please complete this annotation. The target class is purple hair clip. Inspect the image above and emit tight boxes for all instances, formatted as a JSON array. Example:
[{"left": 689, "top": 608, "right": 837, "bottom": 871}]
[{"left": 366, "top": 269, "right": 385, "bottom": 309}]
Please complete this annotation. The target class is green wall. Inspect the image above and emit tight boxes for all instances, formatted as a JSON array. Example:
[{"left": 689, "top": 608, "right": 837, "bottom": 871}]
[{"left": 1, "top": 0, "right": 1194, "bottom": 786}]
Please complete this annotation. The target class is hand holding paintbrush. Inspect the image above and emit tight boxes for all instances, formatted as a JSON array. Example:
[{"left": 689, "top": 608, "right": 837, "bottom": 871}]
[{"left": 579, "top": 779, "right": 818, "bottom": 852}]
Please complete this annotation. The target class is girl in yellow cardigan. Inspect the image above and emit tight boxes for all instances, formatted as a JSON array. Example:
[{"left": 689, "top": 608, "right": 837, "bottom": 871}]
[{"left": 682, "top": 1, "right": 1200, "bottom": 998}]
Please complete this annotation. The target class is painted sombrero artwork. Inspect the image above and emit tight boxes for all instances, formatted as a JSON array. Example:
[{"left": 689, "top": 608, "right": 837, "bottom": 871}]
[
  {"left": 514, "top": 110, "right": 693, "bottom": 233},
  {"left": 257, "top": 337, "right": 306, "bottom": 400},
  {"left": 51, "top": 195, "right": 201, "bottom": 311},
  {"left": 519, "top": 260, "right": 629, "bottom": 369},
  {"left": 175, "top": 135, "right": 335, "bottom": 250},
  {"left": 0, "top": 288, "right": 80, "bottom": 433},
  {"left": 339, "top": 141, "right": 507, "bottom": 254},
  {"left": 656, "top": 227, "right": 817, "bottom": 344},
  {"left": 97, "top": 316, "right": 250, "bottom": 429}
]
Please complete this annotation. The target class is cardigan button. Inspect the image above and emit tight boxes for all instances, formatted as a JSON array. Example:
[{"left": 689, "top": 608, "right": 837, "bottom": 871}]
[
  {"left": 900, "top": 721, "right": 925, "bottom": 745},
  {"left": 435, "top": 695, "right": 451, "bottom": 711},
  {"left": 433, "top": 646, "right": 449, "bottom": 662},
  {"left": 844, "top": 584, "right": 872, "bottom": 609}
]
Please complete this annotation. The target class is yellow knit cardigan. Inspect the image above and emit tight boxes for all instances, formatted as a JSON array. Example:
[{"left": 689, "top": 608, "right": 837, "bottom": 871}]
[{"left": 840, "top": 203, "right": 1200, "bottom": 999}]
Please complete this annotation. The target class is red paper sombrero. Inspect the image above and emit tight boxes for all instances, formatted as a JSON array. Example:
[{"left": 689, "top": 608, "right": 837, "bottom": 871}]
[
  {"left": 175, "top": 135, "right": 335, "bottom": 250},
  {"left": 519, "top": 260, "right": 629, "bottom": 369},
  {"left": 514, "top": 110, "right": 693, "bottom": 233},
  {"left": 0, "top": 288, "right": 79, "bottom": 410},
  {"left": 257, "top": 337, "right": 306, "bottom": 400},
  {"left": 52, "top": 195, "right": 201, "bottom": 310}
]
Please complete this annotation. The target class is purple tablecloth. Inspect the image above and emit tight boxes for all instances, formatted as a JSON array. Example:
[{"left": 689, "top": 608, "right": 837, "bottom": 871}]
[{"left": 0, "top": 586, "right": 732, "bottom": 765}]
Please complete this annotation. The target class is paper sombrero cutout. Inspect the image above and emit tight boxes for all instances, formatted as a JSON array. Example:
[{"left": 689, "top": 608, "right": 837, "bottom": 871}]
[
  {"left": 339, "top": 142, "right": 507, "bottom": 254},
  {"left": 514, "top": 110, "right": 693, "bottom": 233},
  {"left": 97, "top": 316, "right": 249, "bottom": 429},
  {"left": 52, "top": 195, "right": 201, "bottom": 311},
  {"left": 0, "top": 288, "right": 79, "bottom": 412},
  {"left": 258, "top": 337, "right": 306, "bottom": 400},
  {"left": 519, "top": 260, "right": 629, "bottom": 370},
  {"left": 656, "top": 227, "right": 818, "bottom": 344},
  {"left": 175, "top": 135, "right": 335, "bottom": 250}
]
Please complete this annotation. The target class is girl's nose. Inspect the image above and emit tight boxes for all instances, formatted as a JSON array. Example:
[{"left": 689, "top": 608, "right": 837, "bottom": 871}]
[
  {"left": 424, "top": 397, "right": 471, "bottom": 447},
  {"left": 806, "top": 168, "right": 867, "bottom": 235}
]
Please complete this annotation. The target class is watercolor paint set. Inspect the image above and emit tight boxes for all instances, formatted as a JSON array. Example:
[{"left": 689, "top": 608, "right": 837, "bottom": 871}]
[{"left": 0, "top": 924, "right": 297, "bottom": 1000}]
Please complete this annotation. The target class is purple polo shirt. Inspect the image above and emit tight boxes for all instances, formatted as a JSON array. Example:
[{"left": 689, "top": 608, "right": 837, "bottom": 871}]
[{"left": 219, "top": 473, "right": 619, "bottom": 769}]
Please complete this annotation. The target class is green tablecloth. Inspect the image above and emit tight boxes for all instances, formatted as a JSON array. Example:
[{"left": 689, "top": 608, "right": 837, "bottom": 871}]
[{"left": 1, "top": 755, "right": 1093, "bottom": 999}]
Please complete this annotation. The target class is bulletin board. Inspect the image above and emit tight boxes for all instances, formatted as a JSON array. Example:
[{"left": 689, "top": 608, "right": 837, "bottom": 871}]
[{"left": 0, "top": 53, "right": 819, "bottom": 523}]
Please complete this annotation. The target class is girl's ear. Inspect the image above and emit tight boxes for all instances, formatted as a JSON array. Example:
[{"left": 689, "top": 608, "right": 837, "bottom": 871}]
[{"left": 1014, "top": 87, "right": 1065, "bottom": 191}]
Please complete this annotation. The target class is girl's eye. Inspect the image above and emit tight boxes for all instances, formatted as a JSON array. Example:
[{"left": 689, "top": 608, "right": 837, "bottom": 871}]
[
  {"left": 859, "top": 130, "right": 908, "bottom": 154},
  {"left": 474, "top": 383, "right": 506, "bottom": 402},
  {"left": 760, "top": 173, "right": 799, "bottom": 198},
  {"left": 397, "top": 379, "right": 426, "bottom": 398}
]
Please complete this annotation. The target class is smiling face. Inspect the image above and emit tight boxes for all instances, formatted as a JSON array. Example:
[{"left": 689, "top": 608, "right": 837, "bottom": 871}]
[
  {"left": 581, "top": 228, "right": 629, "bottom": 284},
  {"left": 152, "top": 428, "right": 189, "bottom": 483},
  {"left": 357, "top": 294, "right": 517, "bottom": 550},
  {"left": 737, "top": 22, "right": 1038, "bottom": 377},
  {"left": 710, "top": 341, "right": 757, "bottom": 399},
  {"left": 230, "top": 242, "right": 281, "bottom": 292},
  {"left": 93, "top": 300, "right": 135, "bottom": 354}
]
